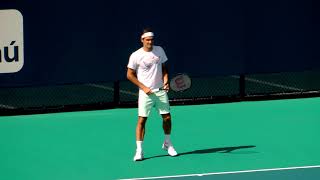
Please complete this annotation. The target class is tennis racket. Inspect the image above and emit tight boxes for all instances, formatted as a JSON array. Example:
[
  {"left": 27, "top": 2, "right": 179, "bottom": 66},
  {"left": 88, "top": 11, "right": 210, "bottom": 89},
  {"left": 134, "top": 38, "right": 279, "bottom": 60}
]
[{"left": 154, "top": 73, "right": 192, "bottom": 92}]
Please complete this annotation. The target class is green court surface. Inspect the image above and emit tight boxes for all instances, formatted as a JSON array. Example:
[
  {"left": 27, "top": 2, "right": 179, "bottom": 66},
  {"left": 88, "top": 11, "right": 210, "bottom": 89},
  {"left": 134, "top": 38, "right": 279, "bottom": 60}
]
[{"left": 0, "top": 97, "right": 319, "bottom": 180}]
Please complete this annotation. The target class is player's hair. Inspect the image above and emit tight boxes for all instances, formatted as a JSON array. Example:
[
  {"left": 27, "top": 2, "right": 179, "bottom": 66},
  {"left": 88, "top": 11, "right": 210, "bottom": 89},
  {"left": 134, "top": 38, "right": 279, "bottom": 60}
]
[{"left": 142, "top": 27, "right": 153, "bottom": 34}]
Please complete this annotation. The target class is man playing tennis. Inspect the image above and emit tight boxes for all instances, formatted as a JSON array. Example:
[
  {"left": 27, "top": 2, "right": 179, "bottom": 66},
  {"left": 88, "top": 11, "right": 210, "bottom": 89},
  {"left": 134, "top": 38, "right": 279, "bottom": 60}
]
[{"left": 127, "top": 28, "right": 178, "bottom": 161}]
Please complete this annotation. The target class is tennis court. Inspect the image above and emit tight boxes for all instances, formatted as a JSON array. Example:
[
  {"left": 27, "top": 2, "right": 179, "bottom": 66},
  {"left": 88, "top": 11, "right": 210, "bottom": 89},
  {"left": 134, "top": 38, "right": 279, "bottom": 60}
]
[
  {"left": 0, "top": 96, "right": 319, "bottom": 180},
  {"left": 1, "top": 2, "right": 320, "bottom": 179}
]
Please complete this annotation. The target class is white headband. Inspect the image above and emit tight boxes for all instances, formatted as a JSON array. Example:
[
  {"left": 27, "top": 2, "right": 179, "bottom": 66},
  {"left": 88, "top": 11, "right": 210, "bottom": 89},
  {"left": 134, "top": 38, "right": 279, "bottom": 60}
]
[{"left": 141, "top": 32, "right": 154, "bottom": 39}]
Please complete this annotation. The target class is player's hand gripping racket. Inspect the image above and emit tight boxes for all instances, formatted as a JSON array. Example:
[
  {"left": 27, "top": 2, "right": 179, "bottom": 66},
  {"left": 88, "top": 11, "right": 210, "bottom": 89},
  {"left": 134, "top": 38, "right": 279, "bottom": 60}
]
[{"left": 154, "top": 74, "right": 192, "bottom": 92}]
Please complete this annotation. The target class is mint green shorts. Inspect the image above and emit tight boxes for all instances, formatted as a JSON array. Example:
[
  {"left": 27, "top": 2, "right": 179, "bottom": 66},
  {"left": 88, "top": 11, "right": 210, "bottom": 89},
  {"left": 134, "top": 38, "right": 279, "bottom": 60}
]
[{"left": 138, "top": 90, "right": 170, "bottom": 117}]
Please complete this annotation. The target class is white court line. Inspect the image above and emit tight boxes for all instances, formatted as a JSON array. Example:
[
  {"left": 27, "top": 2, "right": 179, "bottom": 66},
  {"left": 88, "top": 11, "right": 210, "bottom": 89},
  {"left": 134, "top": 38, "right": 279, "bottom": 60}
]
[
  {"left": 120, "top": 165, "right": 320, "bottom": 180},
  {"left": 86, "top": 83, "right": 138, "bottom": 97},
  {"left": 231, "top": 75, "right": 305, "bottom": 91}
]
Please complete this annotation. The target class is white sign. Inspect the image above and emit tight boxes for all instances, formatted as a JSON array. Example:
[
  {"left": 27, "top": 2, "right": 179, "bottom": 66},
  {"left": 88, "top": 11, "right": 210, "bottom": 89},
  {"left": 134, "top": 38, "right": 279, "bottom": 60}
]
[{"left": 0, "top": 9, "right": 24, "bottom": 73}]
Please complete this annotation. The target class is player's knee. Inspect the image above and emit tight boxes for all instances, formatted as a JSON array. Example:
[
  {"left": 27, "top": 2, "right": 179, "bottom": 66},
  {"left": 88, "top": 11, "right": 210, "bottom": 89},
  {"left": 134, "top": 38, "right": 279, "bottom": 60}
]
[{"left": 162, "top": 115, "right": 171, "bottom": 122}]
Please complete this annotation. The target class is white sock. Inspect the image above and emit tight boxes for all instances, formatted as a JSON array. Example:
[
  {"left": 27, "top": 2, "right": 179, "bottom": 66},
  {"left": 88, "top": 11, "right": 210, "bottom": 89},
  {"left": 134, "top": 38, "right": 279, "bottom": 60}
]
[
  {"left": 164, "top": 135, "right": 172, "bottom": 144},
  {"left": 136, "top": 141, "right": 143, "bottom": 151}
]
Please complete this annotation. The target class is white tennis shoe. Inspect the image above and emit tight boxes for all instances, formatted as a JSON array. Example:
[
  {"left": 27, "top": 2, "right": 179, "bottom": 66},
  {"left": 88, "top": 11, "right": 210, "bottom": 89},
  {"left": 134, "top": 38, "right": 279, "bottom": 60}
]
[
  {"left": 162, "top": 142, "right": 178, "bottom": 156},
  {"left": 133, "top": 150, "right": 144, "bottom": 161}
]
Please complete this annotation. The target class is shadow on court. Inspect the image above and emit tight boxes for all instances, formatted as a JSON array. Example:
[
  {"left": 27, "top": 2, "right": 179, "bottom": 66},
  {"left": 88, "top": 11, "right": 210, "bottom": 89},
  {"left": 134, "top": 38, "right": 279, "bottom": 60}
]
[{"left": 144, "top": 145, "right": 256, "bottom": 160}]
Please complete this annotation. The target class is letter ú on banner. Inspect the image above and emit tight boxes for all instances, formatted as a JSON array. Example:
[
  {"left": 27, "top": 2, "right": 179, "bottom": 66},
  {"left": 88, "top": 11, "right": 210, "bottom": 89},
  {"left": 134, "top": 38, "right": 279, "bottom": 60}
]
[{"left": 0, "top": 9, "right": 24, "bottom": 73}]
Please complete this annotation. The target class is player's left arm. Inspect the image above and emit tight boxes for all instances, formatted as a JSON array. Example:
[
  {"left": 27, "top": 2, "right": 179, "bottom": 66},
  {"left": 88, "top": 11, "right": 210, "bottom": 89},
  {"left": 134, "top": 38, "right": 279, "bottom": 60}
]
[{"left": 162, "top": 63, "right": 169, "bottom": 90}]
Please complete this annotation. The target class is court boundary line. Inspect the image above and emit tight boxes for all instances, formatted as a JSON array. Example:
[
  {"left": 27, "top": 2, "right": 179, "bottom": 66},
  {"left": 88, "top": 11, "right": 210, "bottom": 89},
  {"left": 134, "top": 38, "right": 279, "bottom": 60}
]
[
  {"left": 231, "top": 75, "right": 305, "bottom": 91},
  {"left": 120, "top": 165, "right": 320, "bottom": 180}
]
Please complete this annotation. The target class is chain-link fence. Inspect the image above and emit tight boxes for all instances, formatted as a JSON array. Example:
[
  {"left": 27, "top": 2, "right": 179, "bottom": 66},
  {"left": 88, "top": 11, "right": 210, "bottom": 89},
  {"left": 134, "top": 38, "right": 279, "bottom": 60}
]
[{"left": 1, "top": 70, "right": 320, "bottom": 115}]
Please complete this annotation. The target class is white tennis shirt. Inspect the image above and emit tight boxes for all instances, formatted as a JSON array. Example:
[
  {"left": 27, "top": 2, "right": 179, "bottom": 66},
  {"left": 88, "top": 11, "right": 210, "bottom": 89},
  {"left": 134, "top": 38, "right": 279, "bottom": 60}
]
[{"left": 127, "top": 46, "right": 168, "bottom": 91}]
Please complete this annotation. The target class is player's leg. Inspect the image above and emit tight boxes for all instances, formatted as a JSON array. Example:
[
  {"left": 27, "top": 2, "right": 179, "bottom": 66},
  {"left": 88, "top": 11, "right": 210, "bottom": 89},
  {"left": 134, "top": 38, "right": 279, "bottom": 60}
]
[
  {"left": 136, "top": 116, "right": 147, "bottom": 147},
  {"left": 155, "top": 91, "right": 178, "bottom": 156},
  {"left": 161, "top": 113, "right": 171, "bottom": 134},
  {"left": 134, "top": 116, "right": 147, "bottom": 161},
  {"left": 161, "top": 113, "right": 177, "bottom": 156},
  {"left": 134, "top": 92, "right": 153, "bottom": 161}
]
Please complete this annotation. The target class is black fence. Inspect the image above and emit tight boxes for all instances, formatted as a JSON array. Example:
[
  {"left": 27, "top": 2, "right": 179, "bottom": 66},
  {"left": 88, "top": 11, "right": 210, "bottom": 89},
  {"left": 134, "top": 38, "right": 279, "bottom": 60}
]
[
  {"left": 1, "top": 0, "right": 319, "bottom": 116},
  {"left": 1, "top": 70, "right": 320, "bottom": 115}
]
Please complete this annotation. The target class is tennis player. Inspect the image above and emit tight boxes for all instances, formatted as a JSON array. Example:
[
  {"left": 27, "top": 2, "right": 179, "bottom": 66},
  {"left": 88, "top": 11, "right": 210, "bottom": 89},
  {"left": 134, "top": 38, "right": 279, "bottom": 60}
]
[{"left": 127, "top": 28, "right": 178, "bottom": 161}]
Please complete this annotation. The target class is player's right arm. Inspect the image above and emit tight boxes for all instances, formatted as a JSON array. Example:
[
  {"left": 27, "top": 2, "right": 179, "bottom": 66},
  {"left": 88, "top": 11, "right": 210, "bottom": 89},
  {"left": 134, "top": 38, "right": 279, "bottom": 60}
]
[{"left": 127, "top": 68, "right": 152, "bottom": 95}]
